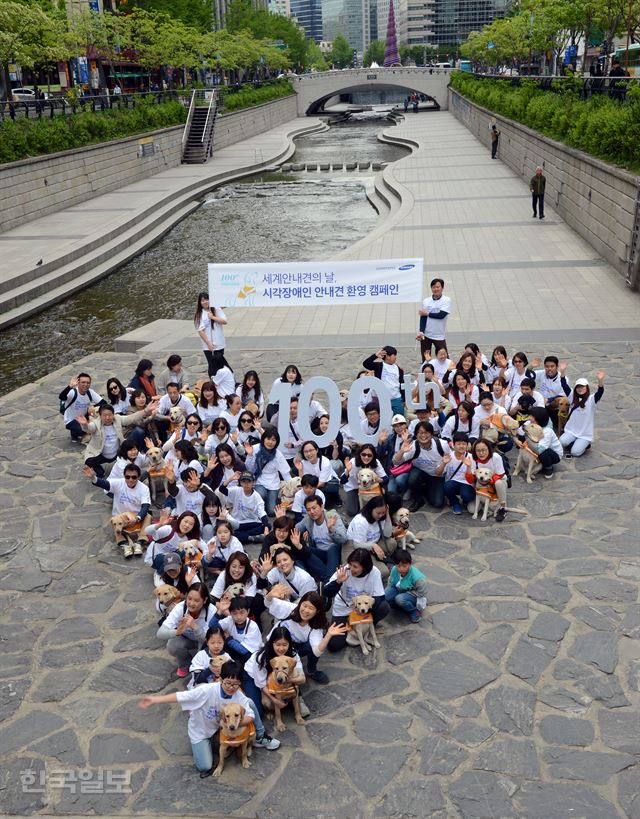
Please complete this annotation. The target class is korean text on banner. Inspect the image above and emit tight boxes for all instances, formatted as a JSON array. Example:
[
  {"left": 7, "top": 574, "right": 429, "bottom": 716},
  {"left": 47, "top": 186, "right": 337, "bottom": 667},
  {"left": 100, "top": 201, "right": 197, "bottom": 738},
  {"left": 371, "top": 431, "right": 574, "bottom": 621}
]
[{"left": 207, "top": 259, "right": 424, "bottom": 308}]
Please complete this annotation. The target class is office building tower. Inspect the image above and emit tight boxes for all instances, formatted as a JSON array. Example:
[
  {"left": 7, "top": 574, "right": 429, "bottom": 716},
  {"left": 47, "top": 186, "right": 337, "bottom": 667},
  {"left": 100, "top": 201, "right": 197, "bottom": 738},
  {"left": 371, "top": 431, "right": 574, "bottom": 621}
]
[
  {"left": 322, "top": 0, "right": 371, "bottom": 55},
  {"left": 291, "top": 0, "right": 324, "bottom": 40}
]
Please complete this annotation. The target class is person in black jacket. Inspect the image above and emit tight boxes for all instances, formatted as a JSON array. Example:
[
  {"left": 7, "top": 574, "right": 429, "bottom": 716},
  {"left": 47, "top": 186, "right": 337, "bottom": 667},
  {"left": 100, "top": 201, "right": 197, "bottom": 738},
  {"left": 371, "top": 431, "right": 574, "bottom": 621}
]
[{"left": 363, "top": 346, "right": 406, "bottom": 416}]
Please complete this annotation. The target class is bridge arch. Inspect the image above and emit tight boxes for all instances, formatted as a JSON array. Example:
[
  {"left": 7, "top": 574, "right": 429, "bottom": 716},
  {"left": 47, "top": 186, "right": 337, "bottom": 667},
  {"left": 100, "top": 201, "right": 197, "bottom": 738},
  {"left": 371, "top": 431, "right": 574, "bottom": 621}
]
[{"left": 292, "top": 67, "right": 451, "bottom": 116}]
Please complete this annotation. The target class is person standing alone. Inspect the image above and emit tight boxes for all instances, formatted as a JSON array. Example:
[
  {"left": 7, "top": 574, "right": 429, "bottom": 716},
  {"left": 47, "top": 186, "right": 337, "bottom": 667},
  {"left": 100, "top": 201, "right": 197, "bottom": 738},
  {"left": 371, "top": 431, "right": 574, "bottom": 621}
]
[
  {"left": 490, "top": 125, "right": 500, "bottom": 159},
  {"left": 530, "top": 166, "right": 546, "bottom": 220},
  {"left": 417, "top": 278, "right": 452, "bottom": 359}
]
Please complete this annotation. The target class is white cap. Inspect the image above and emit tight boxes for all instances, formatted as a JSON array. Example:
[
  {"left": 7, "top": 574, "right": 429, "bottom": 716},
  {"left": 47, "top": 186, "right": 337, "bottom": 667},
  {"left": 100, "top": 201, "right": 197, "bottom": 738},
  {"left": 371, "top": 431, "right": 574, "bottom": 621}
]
[
  {"left": 575, "top": 378, "right": 589, "bottom": 387},
  {"left": 391, "top": 414, "right": 407, "bottom": 425}
]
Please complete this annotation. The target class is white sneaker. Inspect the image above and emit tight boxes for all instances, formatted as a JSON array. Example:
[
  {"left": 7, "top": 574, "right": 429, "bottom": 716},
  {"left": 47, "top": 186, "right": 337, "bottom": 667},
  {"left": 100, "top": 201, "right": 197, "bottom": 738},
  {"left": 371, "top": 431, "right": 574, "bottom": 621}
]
[
  {"left": 298, "top": 696, "right": 310, "bottom": 718},
  {"left": 133, "top": 541, "right": 144, "bottom": 556},
  {"left": 255, "top": 734, "right": 280, "bottom": 750},
  {"left": 123, "top": 542, "right": 134, "bottom": 559}
]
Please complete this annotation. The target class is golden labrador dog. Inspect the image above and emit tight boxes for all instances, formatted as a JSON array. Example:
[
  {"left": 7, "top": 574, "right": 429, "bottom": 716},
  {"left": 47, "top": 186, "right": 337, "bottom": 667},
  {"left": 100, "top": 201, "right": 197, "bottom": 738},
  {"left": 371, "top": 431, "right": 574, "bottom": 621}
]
[
  {"left": 357, "top": 467, "right": 382, "bottom": 509},
  {"left": 278, "top": 476, "right": 301, "bottom": 511},
  {"left": 555, "top": 396, "right": 571, "bottom": 435},
  {"left": 392, "top": 507, "right": 428, "bottom": 550},
  {"left": 345, "top": 593, "right": 380, "bottom": 656},
  {"left": 154, "top": 583, "right": 182, "bottom": 614},
  {"left": 111, "top": 511, "right": 138, "bottom": 540},
  {"left": 214, "top": 703, "right": 255, "bottom": 777},
  {"left": 145, "top": 446, "right": 167, "bottom": 502},
  {"left": 472, "top": 466, "right": 497, "bottom": 522},
  {"left": 181, "top": 539, "right": 203, "bottom": 568},
  {"left": 513, "top": 423, "right": 544, "bottom": 484},
  {"left": 261, "top": 656, "right": 303, "bottom": 732}
]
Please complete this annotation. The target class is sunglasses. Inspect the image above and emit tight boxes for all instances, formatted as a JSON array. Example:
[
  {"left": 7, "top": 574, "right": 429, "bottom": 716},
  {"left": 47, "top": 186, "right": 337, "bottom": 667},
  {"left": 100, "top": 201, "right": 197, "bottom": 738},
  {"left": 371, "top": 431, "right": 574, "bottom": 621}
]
[
  {"left": 186, "top": 420, "right": 199, "bottom": 426},
  {"left": 240, "top": 418, "right": 252, "bottom": 424},
  {"left": 361, "top": 452, "right": 374, "bottom": 458},
  {"left": 124, "top": 475, "right": 138, "bottom": 480},
  {"left": 214, "top": 426, "right": 226, "bottom": 431}
]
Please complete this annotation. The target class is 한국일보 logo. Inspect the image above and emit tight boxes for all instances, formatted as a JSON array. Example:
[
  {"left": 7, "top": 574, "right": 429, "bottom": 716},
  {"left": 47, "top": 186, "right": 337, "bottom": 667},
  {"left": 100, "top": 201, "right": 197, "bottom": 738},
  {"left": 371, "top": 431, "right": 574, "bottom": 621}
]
[{"left": 398, "top": 264, "right": 415, "bottom": 270}]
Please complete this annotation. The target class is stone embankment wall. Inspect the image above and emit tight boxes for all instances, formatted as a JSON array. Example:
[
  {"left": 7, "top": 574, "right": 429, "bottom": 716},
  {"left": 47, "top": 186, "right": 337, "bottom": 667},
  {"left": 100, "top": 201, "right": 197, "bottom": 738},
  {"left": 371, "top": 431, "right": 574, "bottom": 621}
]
[
  {"left": 0, "top": 95, "right": 298, "bottom": 233},
  {"left": 449, "top": 87, "right": 640, "bottom": 280}
]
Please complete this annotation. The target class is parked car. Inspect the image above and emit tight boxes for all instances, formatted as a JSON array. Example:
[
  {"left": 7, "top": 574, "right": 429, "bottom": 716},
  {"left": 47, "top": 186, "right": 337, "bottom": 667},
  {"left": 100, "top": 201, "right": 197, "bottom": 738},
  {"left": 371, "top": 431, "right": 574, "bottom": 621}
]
[{"left": 11, "top": 87, "right": 50, "bottom": 101}]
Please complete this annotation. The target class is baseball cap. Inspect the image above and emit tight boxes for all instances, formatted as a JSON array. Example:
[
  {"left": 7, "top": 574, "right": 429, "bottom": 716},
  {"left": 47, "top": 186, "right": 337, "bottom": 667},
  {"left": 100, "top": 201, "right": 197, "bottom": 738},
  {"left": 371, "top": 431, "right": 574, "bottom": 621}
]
[
  {"left": 239, "top": 471, "right": 255, "bottom": 482},
  {"left": 574, "top": 378, "right": 589, "bottom": 387},
  {"left": 391, "top": 414, "right": 407, "bottom": 425},
  {"left": 163, "top": 553, "right": 182, "bottom": 572}
]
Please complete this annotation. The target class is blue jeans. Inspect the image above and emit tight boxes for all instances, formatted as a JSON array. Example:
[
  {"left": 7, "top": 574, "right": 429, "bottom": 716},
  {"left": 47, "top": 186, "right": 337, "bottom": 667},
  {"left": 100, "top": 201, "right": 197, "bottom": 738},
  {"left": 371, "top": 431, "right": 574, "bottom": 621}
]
[
  {"left": 241, "top": 673, "right": 267, "bottom": 739},
  {"left": 255, "top": 485, "right": 279, "bottom": 517},
  {"left": 444, "top": 480, "right": 475, "bottom": 506},
  {"left": 295, "top": 639, "right": 318, "bottom": 673},
  {"left": 191, "top": 737, "right": 215, "bottom": 772},
  {"left": 391, "top": 397, "right": 404, "bottom": 415},
  {"left": 388, "top": 469, "right": 410, "bottom": 495},
  {"left": 302, "top": 542, "right": 342, "bottom": 584},
  {"left": 66, "top": 419, "right": 84, "bottom": 440},
  {"left": 385, "top": 586, "right": 419, "bottom": 618},
  {"left": 408, "top": 469, "right": 445, "bottom": 508},
  {"left": 235, "top": 521, "right": 265, "bottom": 543}
]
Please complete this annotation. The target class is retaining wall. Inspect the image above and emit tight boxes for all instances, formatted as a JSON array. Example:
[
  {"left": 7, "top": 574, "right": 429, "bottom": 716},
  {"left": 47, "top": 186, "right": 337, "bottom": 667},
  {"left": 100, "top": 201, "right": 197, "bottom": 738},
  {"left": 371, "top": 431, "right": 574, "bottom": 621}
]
[
  {"left": 0, "top": 95, "right": 298, "bottom": 233},
  {"left": 448, "top": 87, "right": 640, "bottom": 279}
]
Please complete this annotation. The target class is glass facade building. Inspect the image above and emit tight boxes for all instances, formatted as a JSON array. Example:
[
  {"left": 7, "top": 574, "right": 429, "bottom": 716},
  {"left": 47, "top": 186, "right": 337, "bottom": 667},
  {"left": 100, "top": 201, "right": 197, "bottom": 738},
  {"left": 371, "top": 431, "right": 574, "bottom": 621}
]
[
  {"left": 291, "top": 0, "right": 324, "bottom": 41},
  {"left": 431, "top": 0, "right": 510, "bottom": 45},
  {"left": 322, "top": 0, "right": 371, "bottom": 54}
]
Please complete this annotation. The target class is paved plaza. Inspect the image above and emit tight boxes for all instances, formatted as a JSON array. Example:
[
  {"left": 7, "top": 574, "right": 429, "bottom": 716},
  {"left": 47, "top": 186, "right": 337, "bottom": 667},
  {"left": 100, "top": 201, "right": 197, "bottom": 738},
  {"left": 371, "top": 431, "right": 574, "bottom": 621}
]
[
  {"left": 0, "top": 339, "right": 639, "bottom": 818},
  {"left": 1, "top": 108, "right": 640, "bottom": 818}
]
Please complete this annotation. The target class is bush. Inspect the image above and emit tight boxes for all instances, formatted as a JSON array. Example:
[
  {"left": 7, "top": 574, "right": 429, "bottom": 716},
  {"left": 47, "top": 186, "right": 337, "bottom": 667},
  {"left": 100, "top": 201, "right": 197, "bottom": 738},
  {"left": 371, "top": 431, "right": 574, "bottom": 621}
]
[
  {"left": 449, "top": 71, "right": 640, "bottom": 171},
  {"left": 0, "top": 98, "right": 187, "bottom": 164},
  {"left": 220, "top": 79, "right": 294, "bottom": 113}
]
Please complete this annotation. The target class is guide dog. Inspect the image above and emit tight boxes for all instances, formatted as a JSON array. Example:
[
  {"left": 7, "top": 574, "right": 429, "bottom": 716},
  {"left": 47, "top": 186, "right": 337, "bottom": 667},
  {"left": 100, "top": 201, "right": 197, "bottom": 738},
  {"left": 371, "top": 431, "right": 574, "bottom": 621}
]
[
  {"left": 345, "top": 593, "right": 380, "bottom": 656},
  {"left": 145, "top": 446, "right": 167, "bottom": 502},
  {"left": 213, "top": 703, "right": 255, "bottom": 777},
  {"left": 513, "top": 423, "right": 544, "bottom": 483},
  {"left": 358, "top": 467, "right": 382, "bottom": 509},
  {"left": 261, "top": 656, "right": 303, "bottom": 732},
  {"left": 392, "top": 507, "right": 427, "bottom": 550}
]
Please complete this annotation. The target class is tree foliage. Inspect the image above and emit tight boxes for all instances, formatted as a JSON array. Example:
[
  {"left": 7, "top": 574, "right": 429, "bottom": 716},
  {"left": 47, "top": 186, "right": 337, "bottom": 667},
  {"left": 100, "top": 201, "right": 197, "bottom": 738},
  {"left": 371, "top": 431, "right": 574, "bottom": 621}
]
[
  {"left": 363, "top": 39, "right": 384, "bottom": 66},
  {"left": 331, "top": 33, "right": 352, "bottom": 68}
]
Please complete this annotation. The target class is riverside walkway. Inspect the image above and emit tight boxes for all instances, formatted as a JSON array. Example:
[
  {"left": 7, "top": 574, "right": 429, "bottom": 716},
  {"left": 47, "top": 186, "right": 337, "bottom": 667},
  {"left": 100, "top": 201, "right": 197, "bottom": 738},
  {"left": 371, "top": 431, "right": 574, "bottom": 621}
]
[{"left": 0, "top": 111, "right": 639, "bottom": 818}]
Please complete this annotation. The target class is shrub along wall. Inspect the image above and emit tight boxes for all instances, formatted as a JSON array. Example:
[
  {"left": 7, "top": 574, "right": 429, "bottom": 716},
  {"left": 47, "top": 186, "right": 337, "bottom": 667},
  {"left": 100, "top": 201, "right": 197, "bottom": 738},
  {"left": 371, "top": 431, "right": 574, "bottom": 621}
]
[{"left": 448, "top": 85, "right": 640, "bottom": 279}]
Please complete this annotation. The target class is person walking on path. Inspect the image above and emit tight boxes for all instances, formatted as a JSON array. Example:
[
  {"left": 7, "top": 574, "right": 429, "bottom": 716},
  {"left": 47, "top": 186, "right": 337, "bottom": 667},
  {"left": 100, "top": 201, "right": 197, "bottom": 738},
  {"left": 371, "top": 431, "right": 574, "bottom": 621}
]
[
  {"left": 490, "top": 125, "right": 500, "bottom": 159},
  {"left": 530, "top": 167, "right": 546, "bottom": 220}
]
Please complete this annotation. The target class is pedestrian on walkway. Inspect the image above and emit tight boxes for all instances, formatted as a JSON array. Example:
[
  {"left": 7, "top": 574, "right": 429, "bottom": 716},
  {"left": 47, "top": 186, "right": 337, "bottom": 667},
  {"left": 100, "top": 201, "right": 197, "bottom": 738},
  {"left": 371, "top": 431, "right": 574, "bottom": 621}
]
[
  {"left": 530, "top": 167, "right": 546, "bottom": 219},
  {"left": 490, "top": 125, "right": 500, "bottom": 159}
]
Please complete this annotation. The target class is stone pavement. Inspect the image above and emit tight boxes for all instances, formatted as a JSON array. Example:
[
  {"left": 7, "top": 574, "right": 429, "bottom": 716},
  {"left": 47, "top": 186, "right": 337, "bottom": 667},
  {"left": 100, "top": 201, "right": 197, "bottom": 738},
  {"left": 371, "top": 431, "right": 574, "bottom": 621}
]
[{"left": 1, "top": 341, "right": 639, "bottom": 818}]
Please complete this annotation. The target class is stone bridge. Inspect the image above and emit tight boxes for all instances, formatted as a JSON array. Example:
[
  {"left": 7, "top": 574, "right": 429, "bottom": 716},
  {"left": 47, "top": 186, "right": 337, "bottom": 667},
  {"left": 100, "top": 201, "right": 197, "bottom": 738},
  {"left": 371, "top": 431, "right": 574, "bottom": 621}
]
[{"left": 292, "top": 67, "right": 452, "bottom": 115}]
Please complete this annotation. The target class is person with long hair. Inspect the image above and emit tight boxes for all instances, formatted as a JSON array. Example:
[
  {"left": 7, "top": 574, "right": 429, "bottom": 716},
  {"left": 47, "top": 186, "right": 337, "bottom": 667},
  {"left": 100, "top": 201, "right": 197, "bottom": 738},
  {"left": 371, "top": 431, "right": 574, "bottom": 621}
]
[
  {"left": 559, "top": 366, "right": 606, "bottom": 457},
  {"left": 441, "top": 400, "right": 480, "bottom": 442},
  {"left": 244, "top": 430, "right": 292, "bottom": 517},
  {"left": 197, "top": 381, "right": 224, "bottom": 428},
  {"left": 266, "top": 365, "right": 303, "bottom": 421},
  {"left": 194, "top": 292, "right": 228, "bottom": 377},
  {"left": 345, "top": 495, "right": 400, "bottom": 580},
  {"left": 128, "top": 359, "right": 156, "bottom": 400},
  {"left": 156, "top": 583, "right": 212, "bottom": 676},
  {"left": 341, "top": 444, "right": 387, "bottom": 517},
  {"left": 236, "top": 370, "right": 265, "bottom": 417},
  {"left": 105, "top": 377, "right": 129, "bottom": 415},
  {"left": 264, "top": 590, "right": 347, "bottom": 684}
]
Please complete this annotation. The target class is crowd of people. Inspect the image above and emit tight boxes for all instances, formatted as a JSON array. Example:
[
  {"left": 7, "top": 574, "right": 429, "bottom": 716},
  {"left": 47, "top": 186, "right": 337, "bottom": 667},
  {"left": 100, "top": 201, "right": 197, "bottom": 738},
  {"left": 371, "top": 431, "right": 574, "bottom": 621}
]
[{"left": 58, "top": 281, "right": 605, "bottom": 776}]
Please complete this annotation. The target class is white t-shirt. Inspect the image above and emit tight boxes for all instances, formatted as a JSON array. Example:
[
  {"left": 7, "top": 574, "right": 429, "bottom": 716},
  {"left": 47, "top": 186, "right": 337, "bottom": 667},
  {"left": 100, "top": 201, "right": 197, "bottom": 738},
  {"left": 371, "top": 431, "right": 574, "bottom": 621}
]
[
  {"left": 108, "top": 477, "right": 150, "bottom": 516},
  {"left": 441, "top": 415, "right": 481, "bottom": 441},
  {"left": 442, "top": 455, "right": 470, "bottom": 484},
  {"left": 176, "top": 683, "right": 255, "bottom": 743},
  {"left": 347, "top": 514, "right": 384, "bottom": 545},
  {"left": 173, "top": 486, "right": 205, "bottom": 520},
  {"left": 198, "top": 308, "right": 226, "bottom": 351},
  {"left": 380, "top": 361, "right": 402, "bottom": 399},
  {"left": 309, "top": 518, "right": 336, "bottom": 551},
  {"left": 62, "top": 388, "right": 102, "bottom": 425},
  {"left": 245, "top": 446, "right": 291, "bottom": 491},
  {"left": 564, "top": 393, "right": 599, "bottom": 441},
  {"left": 404, "top": 438, "right": 451, "bottom": 475},
  {"left": 329, "top": 566, "right": 384, "bottom": 617},
  {"left": 198, "top": 402, "right": 224, "bottom": 425},
  {"left": 244, "top": 650, "right": 304, "bottom": 689},
  {"left": 511, "top": 390, "right": 545, "bottom": 410},
  {"left": 225, "top": 487, "right": 266, "bottom": 524},
  {"left": 211, "top": 571, "right": 257, "bottom": 600},
  {"left": 204, "top": 535, "right": 246, "bottom": 566},
  {"left": 217, "top": 616, "right": 263, "bottom": 654},
  {"left": 470, "top": 453, "right": 505, "bottom": 477},
  {"left": 534, "top": 369, "right": 565, "bottom": 402},
  {"left": 428, "top": 357, "right": 453, "bottom": 381},
  {"left": 220, "top": 410, "right": 241, "bottom": 432},
  {"left": 342, "top": 462, "right": 386, "bottom": 492},
  {"left": 421, "top": 294, "right": 452, "bottom": 340},
  {"left": 266, "top": 598, "right": 324, "bottom": 655},
  {"left": 213, "top": 367, "right": 236, "bottom": 398},
  {"left": 300, "top": 456, "right": 338, "bottom": 484},
  {"left": 267, "top": 566, "right": 317, "bottom": 599},
  {"left": 157, "top": 393, "right": 195, "bottom": 418},
  {"left": 102, "top": 424, "right": 119, "bottom": 458},
  {"left": 291, "top": 487, "right": 325, "bottom": 513}
]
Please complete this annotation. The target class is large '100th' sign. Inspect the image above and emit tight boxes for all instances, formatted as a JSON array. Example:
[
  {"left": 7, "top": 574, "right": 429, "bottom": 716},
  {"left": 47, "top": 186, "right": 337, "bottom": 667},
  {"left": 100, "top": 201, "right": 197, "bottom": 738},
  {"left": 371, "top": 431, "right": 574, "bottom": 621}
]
[{"left": 270, "top": 374, "right": 441, "bottom": 447}]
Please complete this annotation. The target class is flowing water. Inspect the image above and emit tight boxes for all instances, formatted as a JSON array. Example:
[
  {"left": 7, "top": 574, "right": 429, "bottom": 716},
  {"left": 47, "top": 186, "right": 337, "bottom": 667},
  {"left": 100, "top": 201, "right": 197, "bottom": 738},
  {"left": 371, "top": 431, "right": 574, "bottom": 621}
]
[{"left": 0, "top": 115, "right": 408, "bottom": 394}]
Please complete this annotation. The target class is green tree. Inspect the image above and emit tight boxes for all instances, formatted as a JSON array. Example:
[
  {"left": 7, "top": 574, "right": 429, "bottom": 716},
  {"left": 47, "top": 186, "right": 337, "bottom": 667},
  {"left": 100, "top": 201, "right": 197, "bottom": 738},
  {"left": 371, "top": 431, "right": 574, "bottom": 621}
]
[
  {"left": 363, "top": 39, "right": 384, "bottom": 66},
  {"left": 331, "top": 33, "right": 352, "bottom": 67},
  {"left": 123, "top": 0, "right": 211, "bottom": 34},
  {"left": 226, "top": 0, "right": 307, "bottom": 68},
  {"left": 306, "top": 39, "right": 329, "bottom": 70}
]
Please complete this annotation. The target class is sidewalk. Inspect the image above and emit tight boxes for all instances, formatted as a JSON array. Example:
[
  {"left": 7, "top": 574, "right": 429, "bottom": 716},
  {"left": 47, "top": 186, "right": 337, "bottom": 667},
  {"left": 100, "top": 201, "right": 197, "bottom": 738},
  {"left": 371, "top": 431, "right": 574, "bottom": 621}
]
[
  {"left": 0, "top": 117, "right": 324, "bottom": 329},
  {"left": 115, "top": 110, "right": 640, "bottom": 356}
]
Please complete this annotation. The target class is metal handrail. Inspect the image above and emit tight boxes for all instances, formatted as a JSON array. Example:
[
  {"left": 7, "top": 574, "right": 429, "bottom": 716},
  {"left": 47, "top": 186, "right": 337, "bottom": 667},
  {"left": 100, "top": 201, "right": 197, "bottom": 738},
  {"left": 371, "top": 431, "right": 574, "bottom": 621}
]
[
  {"left": 182, "top": 89, "right": 197, "bottom": 150},
  {"left": 201, "top": 89, "right": 217, "bottom": 143}
]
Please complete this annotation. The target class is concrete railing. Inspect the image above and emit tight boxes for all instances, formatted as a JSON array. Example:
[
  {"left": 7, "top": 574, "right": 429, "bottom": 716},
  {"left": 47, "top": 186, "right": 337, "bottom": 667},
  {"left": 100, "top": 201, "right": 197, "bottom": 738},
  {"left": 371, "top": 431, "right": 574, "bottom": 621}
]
[{"left": 449, "top": 87, "right": 640, "bottom": 283}]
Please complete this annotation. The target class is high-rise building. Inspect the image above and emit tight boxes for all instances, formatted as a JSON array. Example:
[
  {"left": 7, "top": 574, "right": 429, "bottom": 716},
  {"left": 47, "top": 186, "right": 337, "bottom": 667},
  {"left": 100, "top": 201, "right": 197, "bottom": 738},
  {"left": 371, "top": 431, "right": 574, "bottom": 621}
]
[
  {"left": 290, "top": 0, "right": 324, "bottom": 40},
  {"left": 377, "top": 0, "right": 407, "bottom": 49},
  {"left": 322, "top": 0, "right": 370, "bottom": 55},
  {"left": 405, "top": 0, "right": 434, "bottom": 47},
  {"left": 269, "top": 0, "right": 291, "bottom": 14},
  {"left": 431, "top": 0, "right": 510, "bottom": 46}
]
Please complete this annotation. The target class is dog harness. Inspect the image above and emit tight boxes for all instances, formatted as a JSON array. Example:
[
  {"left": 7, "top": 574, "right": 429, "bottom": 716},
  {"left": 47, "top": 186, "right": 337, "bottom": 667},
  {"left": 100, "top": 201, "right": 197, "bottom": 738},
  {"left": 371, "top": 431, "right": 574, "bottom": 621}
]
[
  {"left": 475, "top": 483, "right": 498, "bottom": 500},
  {"left": 220, "top": 721, "right": 256, "bottom": 746},
  {"left": 266, "top": 675, "right": 297, "bottom": 698},
  {"left": 347, "top": 610, "right": 373, "bottom": 630},
  {"left": 358, "top": 484, "right": 382, "bottom": 497}
]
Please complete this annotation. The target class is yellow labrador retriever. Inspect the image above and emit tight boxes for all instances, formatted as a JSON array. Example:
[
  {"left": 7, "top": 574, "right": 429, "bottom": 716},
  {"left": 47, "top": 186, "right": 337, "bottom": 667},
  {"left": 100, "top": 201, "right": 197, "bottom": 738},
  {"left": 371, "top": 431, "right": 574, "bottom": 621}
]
[
  {"left": 345, "top": 593, "right": 380, "bottom": 656},
  {"left": 261, "top": 656, "right": 303, "bottom": 732},
  {"left": 214, "top": 703, "right": 255, "bottom": 777}
]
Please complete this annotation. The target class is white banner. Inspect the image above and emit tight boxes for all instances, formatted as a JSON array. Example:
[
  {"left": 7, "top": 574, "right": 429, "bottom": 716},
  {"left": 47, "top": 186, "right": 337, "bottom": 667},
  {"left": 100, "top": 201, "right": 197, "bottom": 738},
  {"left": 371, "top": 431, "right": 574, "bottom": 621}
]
[{"left": 207, "top": 258, "right": 423, "bottom": 307}]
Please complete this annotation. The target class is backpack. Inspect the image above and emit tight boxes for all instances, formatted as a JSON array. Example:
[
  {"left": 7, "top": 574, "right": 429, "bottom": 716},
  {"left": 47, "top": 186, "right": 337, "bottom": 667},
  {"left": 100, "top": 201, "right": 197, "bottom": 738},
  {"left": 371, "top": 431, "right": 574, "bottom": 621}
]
[{"left": 59, "top": 388, "right": 77, "bottom": 415}]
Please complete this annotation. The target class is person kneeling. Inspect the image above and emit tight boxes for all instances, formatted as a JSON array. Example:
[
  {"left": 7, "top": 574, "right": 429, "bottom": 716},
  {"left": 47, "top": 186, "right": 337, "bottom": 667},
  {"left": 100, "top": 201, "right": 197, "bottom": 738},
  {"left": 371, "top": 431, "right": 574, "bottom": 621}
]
[{"left": 384, "top": 550, "right": 427, "bottom": 623}]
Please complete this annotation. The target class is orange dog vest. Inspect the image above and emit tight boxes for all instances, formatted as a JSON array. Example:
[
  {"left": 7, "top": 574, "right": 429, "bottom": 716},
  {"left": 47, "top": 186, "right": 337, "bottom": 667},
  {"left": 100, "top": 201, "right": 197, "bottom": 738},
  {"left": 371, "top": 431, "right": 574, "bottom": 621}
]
[
  {"left": 220, "top": 721, "right": 256, "bottom": 746},
  {"left": 347, "top": 610, "right": 373, "bottom": 630},
  {"left": 266, "top": 676, "right": 297, "bottom": 698}
]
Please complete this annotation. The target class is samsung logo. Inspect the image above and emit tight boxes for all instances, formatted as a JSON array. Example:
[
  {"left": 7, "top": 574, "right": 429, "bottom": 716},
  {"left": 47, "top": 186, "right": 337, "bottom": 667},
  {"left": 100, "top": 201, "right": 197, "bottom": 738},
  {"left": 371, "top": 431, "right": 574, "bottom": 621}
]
[{"left": 398, "top": 264, "right": 415, "bottom": 270}]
